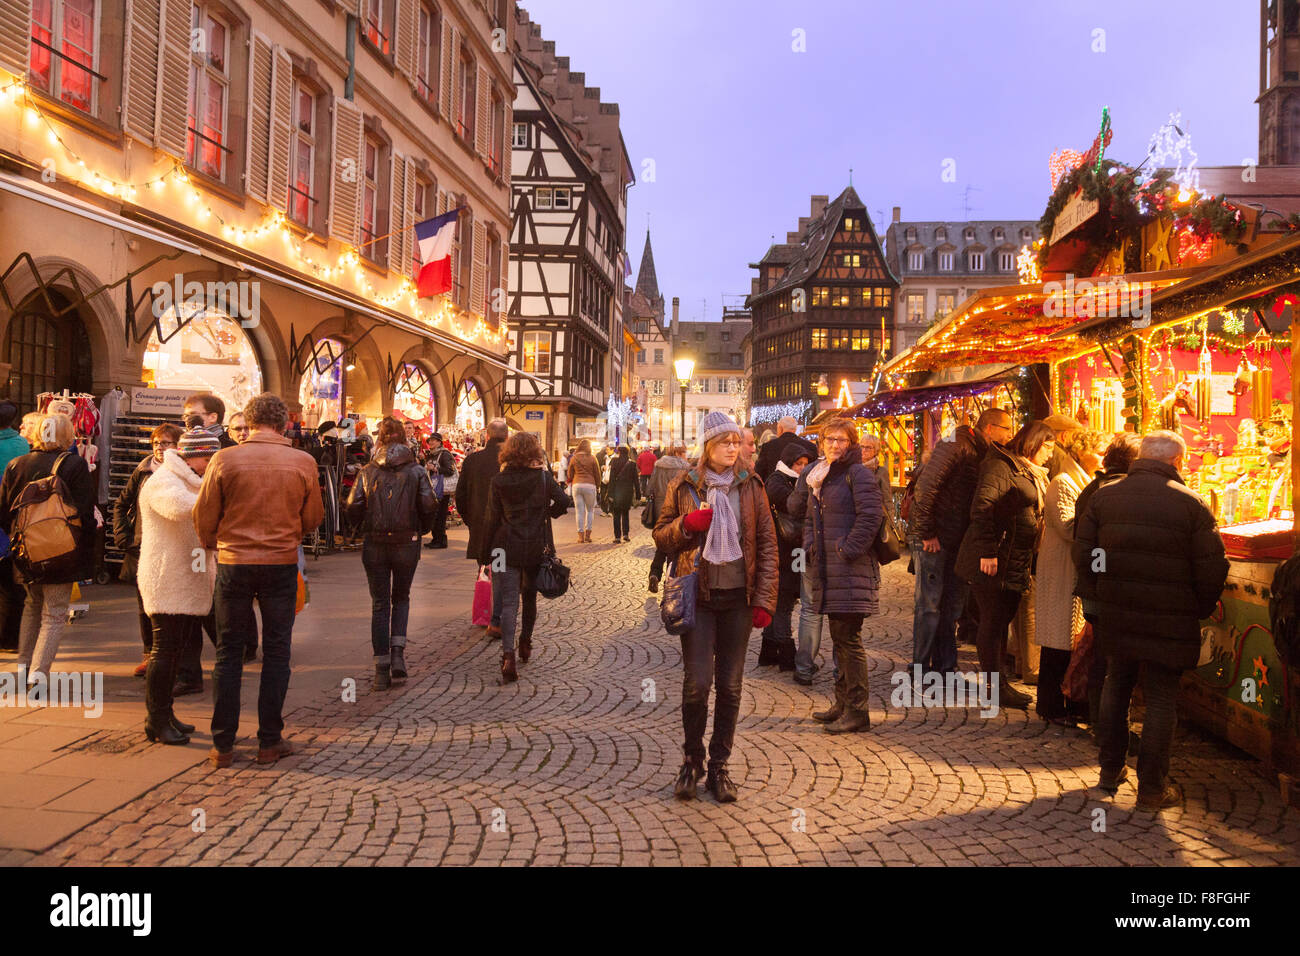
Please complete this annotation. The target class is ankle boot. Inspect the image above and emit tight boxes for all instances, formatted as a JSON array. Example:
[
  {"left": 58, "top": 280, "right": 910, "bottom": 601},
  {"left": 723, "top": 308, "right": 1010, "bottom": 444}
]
[
  {"left": 812, "top": 700, "right": 845, "bottom": 723},
  {"left": 390, "top": 643, "right": 407, "bottom": 678},
  {"left": 374, "top": 659, "right": 391, "bottom": 691},
  {"left": 777, "top": 639, "right": 796, "bottom": 672},
  {"left": 518, "top": 632, "right": 532, "bottom": 664},
  {"left": 584, "top": 530, "right": 592, "bottom": 543},
  {"left": 169, "top": 715, "right": 196, "bottom": 735},
  {"left": 500, "top": 650, "right": 518, "bottom": 683},
  {"left": 145, "top": 723, "right": 191, "bottom": 745},
  {"left": 825, "top": 708, "right": 871, "bottom": 734}
]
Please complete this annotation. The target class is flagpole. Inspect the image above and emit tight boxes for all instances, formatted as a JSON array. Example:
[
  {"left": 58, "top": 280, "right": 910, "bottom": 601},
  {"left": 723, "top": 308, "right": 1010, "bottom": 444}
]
[{"left": 362, "top": 206, "right": 463, "bottom": 251}]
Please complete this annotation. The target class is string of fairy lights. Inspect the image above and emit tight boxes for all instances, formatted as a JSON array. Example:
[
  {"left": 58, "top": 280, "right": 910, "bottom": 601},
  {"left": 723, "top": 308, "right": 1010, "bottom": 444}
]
[{"left": 0, "top": 73, "right": 508, "bottom": 350}]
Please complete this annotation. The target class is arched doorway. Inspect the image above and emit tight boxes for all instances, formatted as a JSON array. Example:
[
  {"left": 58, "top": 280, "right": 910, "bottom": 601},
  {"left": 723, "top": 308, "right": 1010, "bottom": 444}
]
[
  {"left": 454, "top": 378, "right": 485, "bottom": 431},
  {"left": 298, "top": 337, "right": 346, "bottom": 428},
  {"left": 392, "top": 362, "right": 436, "bottom": 430},
  {"left": 142, "top": 303, "right": 264, "bottom": 415},
  {"left": 4, "top": 291, "right": 94, "bottom": 409}
]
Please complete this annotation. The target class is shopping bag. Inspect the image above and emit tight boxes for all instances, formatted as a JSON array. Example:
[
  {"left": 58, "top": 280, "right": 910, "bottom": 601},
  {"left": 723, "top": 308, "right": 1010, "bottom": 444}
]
[
  {"left": 1062, "top": 620, "right": 1094, "bottom": 702},
  {"left": 296, "top": 571, "right": 309, "bottom": 614},
  {"left": 472, "top": 567, "right": 493, "bottom": 626}
]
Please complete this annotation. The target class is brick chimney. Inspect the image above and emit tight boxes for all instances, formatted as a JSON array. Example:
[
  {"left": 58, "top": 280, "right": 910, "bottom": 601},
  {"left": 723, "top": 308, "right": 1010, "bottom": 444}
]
[
  {"left": 892, "top": 206, "right": 901, "bottom": 223},
  {"left": 810, "top": 195, "right": 829, "bottom": 219}
]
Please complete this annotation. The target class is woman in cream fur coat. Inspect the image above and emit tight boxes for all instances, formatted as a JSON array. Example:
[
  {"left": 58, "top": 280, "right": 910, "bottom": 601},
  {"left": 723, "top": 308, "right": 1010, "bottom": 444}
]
[
  {"left": 136, "top": 430, "right": 220, "bottom": 745},
  {"left": 1033, "top": 430, "right": 1105, "bottom": 726}
]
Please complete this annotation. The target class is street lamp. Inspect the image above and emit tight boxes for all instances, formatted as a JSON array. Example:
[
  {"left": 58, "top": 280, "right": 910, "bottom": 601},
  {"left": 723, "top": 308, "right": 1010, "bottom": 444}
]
[{"left": 674, "top": 356, "right": 695, "bottom": 445}]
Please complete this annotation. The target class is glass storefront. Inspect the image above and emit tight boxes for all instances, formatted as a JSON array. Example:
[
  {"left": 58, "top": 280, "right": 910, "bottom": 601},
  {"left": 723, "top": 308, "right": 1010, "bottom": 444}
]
[
  {"left": 392, "top": 362, "right": 436, "bottom": 430},
  {"left": 454, "top": 379, "right": 484, "bottom": 431},
  {"left": 143, "top": 304, "right": 263, "bottom": 416},
  {"left": 298, "top": 337, "right": 345, "bottom": 428}
]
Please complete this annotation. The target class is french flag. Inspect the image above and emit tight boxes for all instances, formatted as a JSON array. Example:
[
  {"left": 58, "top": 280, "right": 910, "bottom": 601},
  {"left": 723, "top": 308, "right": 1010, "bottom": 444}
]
[{"left": 414, "top": 208, "right": 459, "bottom": 298}]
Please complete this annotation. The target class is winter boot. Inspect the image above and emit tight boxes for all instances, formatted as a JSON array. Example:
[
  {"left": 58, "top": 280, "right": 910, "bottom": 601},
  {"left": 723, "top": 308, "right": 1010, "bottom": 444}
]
[
  {"left": 374, "top": 658, "right": 391, "bottom": 691},
  {"left": 390, "top": 638, "right": 407, "bottom": 679},
  {"left": 756, "top": 640, "right": 781, "bottom": 667},
  {"left": 500, "top": 651, "right": 518, "bottom": 683},
  {"left": 705, "top": 765, "right": 739, "bottom": 803},
  {"left": 825, "top": 708, "right": 871, "bottom": 734},
  {"left": 812, "top": 701, "right": 845, "bottom": 723}
]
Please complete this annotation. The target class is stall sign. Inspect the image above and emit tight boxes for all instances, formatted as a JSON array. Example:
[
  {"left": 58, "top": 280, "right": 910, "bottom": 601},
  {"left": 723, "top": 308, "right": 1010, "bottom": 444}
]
[
  {"left": 130, "top": 387, "right": 191, "bottom": 416},
  {"left": 575, "top": 420, "right": 605, "bottom": 439},
  {"left": 525, "top": 411, "right": 545, "bottom": 421},
  {"left": 1049, "top": 192, "right": 1100, "bottom": 245}
]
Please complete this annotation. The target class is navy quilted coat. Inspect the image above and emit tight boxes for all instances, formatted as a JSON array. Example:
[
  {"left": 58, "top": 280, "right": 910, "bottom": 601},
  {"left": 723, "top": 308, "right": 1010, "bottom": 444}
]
[{"left": 787, "top": 445, "right": 883, "bottom": 615}]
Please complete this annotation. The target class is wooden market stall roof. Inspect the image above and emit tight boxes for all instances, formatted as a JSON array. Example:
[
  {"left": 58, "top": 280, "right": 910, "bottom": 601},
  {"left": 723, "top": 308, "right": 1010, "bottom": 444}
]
[{"left": 883, "top": 269, "right": 1201, "bottom": 376}]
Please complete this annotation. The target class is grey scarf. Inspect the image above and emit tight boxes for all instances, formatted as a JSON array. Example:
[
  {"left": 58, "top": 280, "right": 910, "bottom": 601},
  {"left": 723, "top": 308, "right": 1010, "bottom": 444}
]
[{"left": 701, "top": 467, "right": 743, "bottom": 565}]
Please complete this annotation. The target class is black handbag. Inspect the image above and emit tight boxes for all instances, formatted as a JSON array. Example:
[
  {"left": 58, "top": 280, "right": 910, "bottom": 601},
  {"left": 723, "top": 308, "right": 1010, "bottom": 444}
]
[
  {"left": 534, "top": 472, "right": 570, "bottom": 599},
  {"left": 641, "top": 492, "right": 657, "bottom": 529},
  {"left": 873, "top": 495, "right": 903, "bottom": 566},
  {"left": 772, "top": 505, "right": 803, "bottom": 547},
  {"left": 660, "top": 486, "right": 703, "bottom": 635}
]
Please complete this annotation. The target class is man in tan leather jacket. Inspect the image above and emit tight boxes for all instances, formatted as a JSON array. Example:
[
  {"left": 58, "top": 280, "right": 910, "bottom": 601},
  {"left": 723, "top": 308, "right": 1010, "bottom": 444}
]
[{"left": 194, "top": 393, "right": 324, "bottom": 769}]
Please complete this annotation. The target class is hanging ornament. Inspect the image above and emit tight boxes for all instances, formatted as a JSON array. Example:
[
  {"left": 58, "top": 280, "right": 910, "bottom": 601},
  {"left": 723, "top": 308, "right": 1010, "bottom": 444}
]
[
  {"left": 1232, "top": 356, "right": 1255, "bottom": 397},
  {"left": 1195, "top": 327, "right": 1213, "bottom": 423}
]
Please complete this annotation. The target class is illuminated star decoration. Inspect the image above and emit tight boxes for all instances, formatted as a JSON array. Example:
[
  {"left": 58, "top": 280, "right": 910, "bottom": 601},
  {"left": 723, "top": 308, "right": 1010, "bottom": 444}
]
[
  {"left": 1146, "top": 111, "right": 1200, "bottom": 198},
  {"left": 1016, "top": 242, "right": 1042, "bottom": 284},
  {"left": 1253, "top": 656, "right": 1269, "bottom": 688}
]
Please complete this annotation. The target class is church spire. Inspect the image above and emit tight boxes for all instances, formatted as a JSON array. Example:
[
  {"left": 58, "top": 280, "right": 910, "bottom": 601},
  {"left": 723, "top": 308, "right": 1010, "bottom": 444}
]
[{"left": 634, "top": 230, "right": 661, "bottom": 305}]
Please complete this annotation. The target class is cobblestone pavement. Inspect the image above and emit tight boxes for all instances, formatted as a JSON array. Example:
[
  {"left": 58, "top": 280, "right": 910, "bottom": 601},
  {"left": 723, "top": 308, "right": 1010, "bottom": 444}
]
[{"left": 26, "top": 517, "right": 1300, "bottom": 867}]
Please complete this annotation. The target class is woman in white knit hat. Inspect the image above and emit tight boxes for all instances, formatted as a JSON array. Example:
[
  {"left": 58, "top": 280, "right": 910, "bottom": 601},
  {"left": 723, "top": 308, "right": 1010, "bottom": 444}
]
[
  {"left": 653, "top": 411, "right": 778, "bottom": 803},
  {"left": 136, "top": 427, "right": 219, "bottom": 745}
]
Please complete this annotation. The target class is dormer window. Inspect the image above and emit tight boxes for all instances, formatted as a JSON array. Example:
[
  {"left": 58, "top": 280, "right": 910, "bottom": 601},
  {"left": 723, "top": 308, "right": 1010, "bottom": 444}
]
[
  {"left": 993, "top": 227, "right": 1004, "bottom": 242},
  {"left": 935, "top": 227, "right": 946, "bottom": 242},
  {"left": 905, "top": 227, "right": 916, "bottom": 242},
  {"left": 1021, "top": 228, "right": 1032, "bottom": 242},
  {"left": 969, "top": 252, "right": 984, "bottom": 271},
  {"left": 908, "top": 250, "right": 923, "bottom": 271},
  {"left": 939, "top": 252, "right": 953, "bottom": 271},
  {"left": 964, "top": 227, "right": 975, "bottom": 242}
]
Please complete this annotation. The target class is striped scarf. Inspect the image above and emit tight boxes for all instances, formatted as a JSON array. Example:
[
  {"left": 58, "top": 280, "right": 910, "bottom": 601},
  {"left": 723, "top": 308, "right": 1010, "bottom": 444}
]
[{"left": 701, "top": 467, "right": 743, "bottom": 565}]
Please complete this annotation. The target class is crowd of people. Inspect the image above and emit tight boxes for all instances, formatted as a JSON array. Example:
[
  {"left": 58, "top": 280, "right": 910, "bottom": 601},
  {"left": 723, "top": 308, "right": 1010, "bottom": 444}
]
[{"left": 0, "top": 389, "right": 1230, "bottom": 812}]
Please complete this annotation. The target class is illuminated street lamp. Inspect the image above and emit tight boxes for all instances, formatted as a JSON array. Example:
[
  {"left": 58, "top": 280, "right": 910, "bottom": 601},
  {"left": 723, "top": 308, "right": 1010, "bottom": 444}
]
[{"left": 674, "top": 355, "right": 695, "bottom": 444}]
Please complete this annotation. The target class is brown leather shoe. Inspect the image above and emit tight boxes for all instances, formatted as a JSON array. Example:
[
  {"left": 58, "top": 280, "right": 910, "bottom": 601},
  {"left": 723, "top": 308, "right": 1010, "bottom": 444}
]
[
  {"left": 133, "top": 656, "right": 149, "bottom": 678},
  {"left": 209, "top": 747, "right": 233, "bottom": 769},
  {"left": 485, "top": 625, "right": 502, "bottom": 641},
  {"left": 500, "top": 651, "right": 518, "bottom": 683},
  {"left": 583, "top": 531, "right": 592, "bottom": 543},
  {"left": 812, "top": 701, "right": 845, "bottom": 723},
  {"left": 255, "top": 738, "right": 293, "bottom": 764}
]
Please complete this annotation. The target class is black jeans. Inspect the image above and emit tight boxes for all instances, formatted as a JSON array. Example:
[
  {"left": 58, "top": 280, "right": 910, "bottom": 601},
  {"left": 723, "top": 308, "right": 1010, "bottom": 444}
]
[
  {"left": 175, "top": 610, "right": 218, "bottom": 687},
  {"left": 0, "top": 557, "right": 25, "bottom": 649},
  {"left": 211, "top": 563, "right": 298, "bottom": 751},
  {"left": 1036, "top": 646, "right": 1085, "bottom": 720},
  {"left": 1098, "top": 656, "right": 1182, "bottom": 795},
  {"left": 680, "top": 587, "right": 750, "bottom": 770},
  {"left": 134, "top": 587, "right": 152, "bottom": 653},
  {"left": 971, "top": 575, "right": 1022, "bottom": 687},
  {"left": 429, "top": 495, "right": 450, "bottom": 546},
  {"left": 828, "top": 613, "right": 870, "bottom": 712},
  {"left": 146, "top": 614, "right": 199, "bottom": 730},
  {"left": 650, "top": 549, "right": 668, "bottom": 578},
  {"left": 612, "top": 507, "right": 630, "bottom": 539},
  {"left": 362, "top": 537, "right": 421, "bottom": 656}
]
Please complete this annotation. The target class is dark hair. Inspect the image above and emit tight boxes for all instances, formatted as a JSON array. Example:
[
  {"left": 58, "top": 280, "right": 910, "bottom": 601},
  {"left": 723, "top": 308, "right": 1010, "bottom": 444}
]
[
  {"left": 1006, "top": 421, "right": 1056, "bottom": 461},
  {"left": 1102, "top": 432, "right": 1143, "bottom": 473},
  {"left": 151, "top": 422, "right": 183, "bottom": 443},
  {"left": 499, "top": 431, "right": 544, "bottom": 469},
  {"left": 0, "top": 401, "right": 17, "bottom": 431},
  {"left": 976, "top": 407, "right": 1012, "bottom": 430},
  {"left": 243, "top": 392, "right": 288, "bottom": 430},
  {"left": 376, "top": 417, "right": 406, "bottom": 446},
  {"left": 616, "top": 445, "right": 629, "bottom": 460},
  {"left": 185, "top": 391, "right": 225, "bottom": 422}
]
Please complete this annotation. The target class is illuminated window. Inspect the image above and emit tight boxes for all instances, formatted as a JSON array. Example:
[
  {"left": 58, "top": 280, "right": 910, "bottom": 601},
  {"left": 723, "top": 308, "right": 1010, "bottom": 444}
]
[
  {"left": 873, "top": 288, "right": 892, "bottom": 308},
  {"left": 907, "top": 293, "right": 925, "bottom": 323},
  {"left": 29, "top": 0, "right": 100, "bottom": 114},
  {"left": 522, "top": 330, "right": 552, "bottom": 374},
  {"left": 455, "top": 379, "right": 484, "bottom": 431},
  {"left": 187, "top": 3, "right": 230, "bottom": 179},
  {"left": 811, "top": 328, "right": 827, "bottom": 350},
  {"left": 843, "top": 216, "right": 858, "bottom": 231},
  {"left": 842, "top": 253, "right": 861, "bottom": 268},
  {"left": 393, "top": 362, "right": 436, "bottom": 429},
  {"left": 851, "top": 329, "right": 869, "bottom": 350},
  {"left": 833, "top": 289, "right": 850, "bottom": 308},
  {"left": 145, "top": 304, "right": 264, "bottom": 420},
  {"left": 298, "top": 337, "right": 345, "bottom": 429},
  {"left": 829, "top": 329, "right": 848, "bottom": 350},
  {"left": 812, "top": 286, "right": 828, "bottom": 306},
  {"left": 937, "top": 292, "right": 956, "bottom": 316}
]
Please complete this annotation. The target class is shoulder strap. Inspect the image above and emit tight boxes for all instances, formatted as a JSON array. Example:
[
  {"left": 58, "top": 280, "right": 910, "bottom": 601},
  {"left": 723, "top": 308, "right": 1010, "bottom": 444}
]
[{"left": 541, "top": 469, "right": 555, "bottom": 553}]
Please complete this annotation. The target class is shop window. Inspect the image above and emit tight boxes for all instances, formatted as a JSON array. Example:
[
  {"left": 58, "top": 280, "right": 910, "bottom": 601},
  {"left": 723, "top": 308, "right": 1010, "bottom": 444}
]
[
  {"left": 4, "top": 291, "right": 93, "bottom": 411},
  {"left": 143, "top": 303, "right": 264, "bottom": 418},
  {"left": 455, "top": 379, "right": 484, "bottom": 431},
  {"left": 392, "top": 362, "right": 435, "bottom": 429},
  {"left": 298, "top": 337, "right": 345, "bottom": 429}
]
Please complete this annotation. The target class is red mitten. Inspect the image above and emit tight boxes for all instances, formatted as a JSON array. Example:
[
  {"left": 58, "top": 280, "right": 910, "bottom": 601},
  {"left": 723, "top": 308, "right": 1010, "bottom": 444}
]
[
  {"left": 683, "top": 508, "right": 713, "bottom": 533},
  {"left": 752, "top": 607, "right": 772, "bottom": 629}
]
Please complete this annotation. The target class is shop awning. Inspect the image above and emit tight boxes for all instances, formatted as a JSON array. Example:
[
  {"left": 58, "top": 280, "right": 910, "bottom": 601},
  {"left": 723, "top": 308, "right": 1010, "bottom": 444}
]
[
  {"left": 0, "top": 170, "right": 550, "bottom": 389},
  {"left": 844, "top": 374, "right": 1016, "bottom": 420}
]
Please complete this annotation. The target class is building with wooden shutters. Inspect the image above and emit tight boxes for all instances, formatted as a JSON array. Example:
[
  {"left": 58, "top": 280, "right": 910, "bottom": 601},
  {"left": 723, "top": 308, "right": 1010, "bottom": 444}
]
[
  {"left": 746, "top": 187, "right": 899, "bottom": 423},
  {"left": 0, "top": 0, "right": 536, "bottom": 445},
  {"left": 500, "top": 6, "right": 633, "bottom": 456}
]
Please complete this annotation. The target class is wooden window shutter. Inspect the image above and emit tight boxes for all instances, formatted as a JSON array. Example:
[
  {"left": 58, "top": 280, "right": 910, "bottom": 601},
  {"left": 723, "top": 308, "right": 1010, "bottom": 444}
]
[
  {"left": 266, "top": 45, "right": 293, "bottom": 211},
  {"left": 156, "top": 0, "right": 193, "bottom": 159},
  {"left": 475, "top": 67, "right": 489, "bottom": 158},
  {"left": 387, "top": 153, "right": 405, "bottom": 274},
  {"left": 401, "top": 156, "right": 417, "bottom": 278},
  {"left": 438, "top": 19, "right": 453, "bottom": 119},
  {"left": 502, "top": 100, "right": 512, "bottom": 180},
  {"left": 498, "top": 238, "right": 509, "bottom": 327},
  {"left": 122, "top": 0, "right": 162, "bottom": 144},
  {"left": 0, "top": 0, "right": 31, "bottom": 79},
  {"left": 329, "top": 96, "right": 364, "bottom": 246},
  {"left": 244, "top": 34, "right": 274, "bottom": 203},
  {"left": 395, "top": 0, "right": 417, "bottom": 80},
  {"left": 450, "top": 27, "right": 461, "bottom": 125},
  {"left": 471, "top": 221, "right": 486, "bottom": 316}
]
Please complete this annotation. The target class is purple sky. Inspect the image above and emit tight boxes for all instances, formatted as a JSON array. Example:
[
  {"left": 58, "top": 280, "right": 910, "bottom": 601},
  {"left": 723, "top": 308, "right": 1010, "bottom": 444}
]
[{"left": 520, "top": 0, "right": 1259, "bottom": 322}]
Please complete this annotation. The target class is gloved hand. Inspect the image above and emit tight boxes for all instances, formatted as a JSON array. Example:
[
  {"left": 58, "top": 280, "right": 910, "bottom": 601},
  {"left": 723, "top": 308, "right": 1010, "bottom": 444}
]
[
  {"left": 752, "top": 607, "right": 772, "bottom": 629},
  {"left": 683, "top": 508, "right": 713, "bottom": 534}
]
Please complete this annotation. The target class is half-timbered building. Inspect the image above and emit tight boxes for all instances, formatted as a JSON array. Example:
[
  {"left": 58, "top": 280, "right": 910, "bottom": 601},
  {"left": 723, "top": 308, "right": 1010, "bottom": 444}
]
[
  {"left": 502, "top": 7, "right": 633, "bottom": 454},
  {"left": 746, "top": 187, "right": 899, "bottom": 419}
]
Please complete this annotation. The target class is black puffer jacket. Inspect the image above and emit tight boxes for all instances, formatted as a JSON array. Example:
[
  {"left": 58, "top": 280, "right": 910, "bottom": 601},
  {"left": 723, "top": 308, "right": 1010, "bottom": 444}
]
[
  {"left": 787, "top": 446, "right": 883, "bottom": 615},
  {"left": 1072, "top": 459, "right": 1229, "bottom": 669},
  {"left": 0, "top": 449, "right": 96, "bottom": 584},
  {"left": 910, "top": 425, "right": 988, "bottom": 552},
  {"left": 345, "top": 442, "right": 436, "bottom": 540},
  {"left": 764, "top": 464, "right": 802, "bottom": 597},
  {"left": 112, "top": 455, "right": 155, "bottom": 578},
  {"left": 479, "top": 465, "right": 570, "bottom": 570},
  {"left": 1071, "top": 467, "right": 1128, "bottom": 603},
  {"left": 955, "top": 444, "right": 1044, "bottom": 593}
]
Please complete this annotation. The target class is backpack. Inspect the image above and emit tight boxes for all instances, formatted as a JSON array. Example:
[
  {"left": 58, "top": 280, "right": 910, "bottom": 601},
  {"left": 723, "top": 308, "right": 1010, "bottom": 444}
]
[{"left": 11, "top": 453, "right": 83, "bottom": 581}]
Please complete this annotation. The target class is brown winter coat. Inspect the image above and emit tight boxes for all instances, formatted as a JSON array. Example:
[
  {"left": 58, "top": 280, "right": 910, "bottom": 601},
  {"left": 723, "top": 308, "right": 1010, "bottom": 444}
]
[{"left": 652, "top": 465, "right": 779, "bottom": 615}]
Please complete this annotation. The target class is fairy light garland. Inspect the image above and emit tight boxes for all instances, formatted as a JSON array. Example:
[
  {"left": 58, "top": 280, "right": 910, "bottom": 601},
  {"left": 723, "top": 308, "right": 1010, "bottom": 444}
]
[{"left": 0, "top": 73, "right": 507, "bottom": 350}]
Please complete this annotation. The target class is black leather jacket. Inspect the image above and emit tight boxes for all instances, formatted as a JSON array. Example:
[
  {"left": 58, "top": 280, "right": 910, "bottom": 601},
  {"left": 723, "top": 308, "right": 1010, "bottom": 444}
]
[
  {"left": 345, "top": 443, "right": 436, "bottom": 540},
  {"left": 910, "top": 425, "right": 988, "bottom": 552}
]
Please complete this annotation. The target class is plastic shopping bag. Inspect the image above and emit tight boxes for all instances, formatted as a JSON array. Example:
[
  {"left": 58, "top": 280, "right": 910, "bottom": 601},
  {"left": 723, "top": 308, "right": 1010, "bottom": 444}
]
[{"left": 472, "top": 566, "right": 493, "bottom": 627}]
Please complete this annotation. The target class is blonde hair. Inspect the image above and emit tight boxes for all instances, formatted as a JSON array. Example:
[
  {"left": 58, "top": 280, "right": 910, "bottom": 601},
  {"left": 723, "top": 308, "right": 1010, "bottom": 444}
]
[{"left": 34, "top": 413, "right": 75, "bottom": 451}]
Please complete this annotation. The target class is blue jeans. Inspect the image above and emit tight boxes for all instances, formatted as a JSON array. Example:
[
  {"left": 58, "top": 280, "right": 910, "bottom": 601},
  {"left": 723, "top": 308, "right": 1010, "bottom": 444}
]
[
  {"left": 211, "top": 563, "right": 298, "bottom": 751},
  {"left": 795, "top": 571, "right": 826, "bottom": 680},
  {"left": 911, "top": 542, "right": 965, "bottom": 673},
  {"left": 361, "top": 537, "right": 420, "bottom": 656},
  {"left": 496, "top": 566, "right": 537, "bottom": 654}
]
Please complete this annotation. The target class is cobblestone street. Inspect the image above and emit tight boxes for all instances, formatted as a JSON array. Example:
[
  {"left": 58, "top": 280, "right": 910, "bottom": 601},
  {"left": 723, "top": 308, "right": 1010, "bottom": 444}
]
[{"left": 7, "top": 515, "right": 1299, "bottom": 867}]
